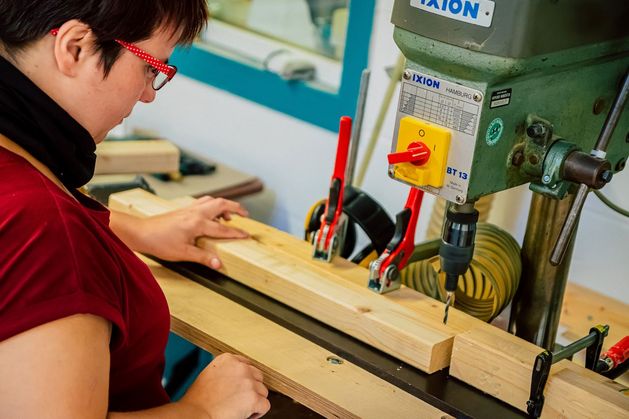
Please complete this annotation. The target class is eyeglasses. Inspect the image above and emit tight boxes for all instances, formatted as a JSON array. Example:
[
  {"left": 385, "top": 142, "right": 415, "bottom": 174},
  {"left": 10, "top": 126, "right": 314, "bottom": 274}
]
[{"left": 50, "top": 29, "right": 177, "bottom": 91}]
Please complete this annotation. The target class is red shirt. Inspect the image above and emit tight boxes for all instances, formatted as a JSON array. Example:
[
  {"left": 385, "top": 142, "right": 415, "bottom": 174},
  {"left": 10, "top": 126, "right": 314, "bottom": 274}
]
[{"left": 0, "top": 147, "right": 170, "bottom": 411}]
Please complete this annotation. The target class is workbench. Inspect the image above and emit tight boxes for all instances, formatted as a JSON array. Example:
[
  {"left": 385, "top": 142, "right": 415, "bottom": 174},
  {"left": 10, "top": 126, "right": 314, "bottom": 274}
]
[
  {"left": 144, "top": 257, "right": 628, "bottom": 418},
  {"left": 110, "top": 190, "right": 628, "bottom": 419}
]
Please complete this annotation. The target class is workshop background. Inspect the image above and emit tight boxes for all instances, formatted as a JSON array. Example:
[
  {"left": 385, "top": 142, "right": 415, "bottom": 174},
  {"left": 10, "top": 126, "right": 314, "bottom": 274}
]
[{"left": 126, "top": 0, "right": 628, "bottom": 303}]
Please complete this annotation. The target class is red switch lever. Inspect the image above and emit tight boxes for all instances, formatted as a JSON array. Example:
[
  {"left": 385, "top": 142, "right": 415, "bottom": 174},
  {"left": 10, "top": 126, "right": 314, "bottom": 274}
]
[{"left": 388, "top": 142, "right": 431, "bottom": 166}]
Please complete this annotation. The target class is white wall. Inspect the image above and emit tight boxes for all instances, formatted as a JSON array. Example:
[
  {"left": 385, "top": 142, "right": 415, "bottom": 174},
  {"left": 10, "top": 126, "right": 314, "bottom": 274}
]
[{"left": 128, "top": 0, "right": 628, "bottom": 303}]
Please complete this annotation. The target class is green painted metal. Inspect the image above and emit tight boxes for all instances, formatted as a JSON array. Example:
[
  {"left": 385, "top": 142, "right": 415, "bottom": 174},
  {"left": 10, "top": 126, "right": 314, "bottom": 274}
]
[
  {"left": 530, "top": 140, "right": 579, "bottom": 199},
  {"left": 394, "top": 27, "right": 629, "bottom": 201},
  {"left": 392, "top": 0, "right": 629, "bottom": 58}
]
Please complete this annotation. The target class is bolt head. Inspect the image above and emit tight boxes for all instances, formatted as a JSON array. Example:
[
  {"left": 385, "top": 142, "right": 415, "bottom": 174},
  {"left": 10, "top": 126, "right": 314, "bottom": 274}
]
[
  {"left": 473, "top": 93, "right": 482, "bottom": 102},
  {"left": 511, "top": 151, "right": 524, "bottom": 166},
  {"left": 326, "top": 356, "right": 343, "bottom": 365},
  {"left": 592, "top": 98, "right": 606, "bottom": 115},
  {"left": 403, "top": 70, "right": 411, "bottom": 80},
  {"left": 542, "top": 175, "right": 551, "bottom": 184},
  {"left": 455, "top": 194, "right": 466, "bottom": 204},
  {"left": 600, "top": 170, "right": 613, "bottom": 183},
  {"left": 528, "top": 154, "right": 540, "bottom": 165},
  {"left": 527, "top": 123, "right": 547, "bottom": 140},
  {"left": 383, "top": 265, "right": 398, "bottom": 281}
]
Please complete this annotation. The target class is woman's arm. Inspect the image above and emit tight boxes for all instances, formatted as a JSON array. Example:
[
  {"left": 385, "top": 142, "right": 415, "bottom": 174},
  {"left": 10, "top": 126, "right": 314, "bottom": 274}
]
[
  {"left": 110, "top": 196, "right": 249, "bottom": 269},
  {"left": 0, "top": 315, "right": 111, "bottom": 419},
  {"left": 0, "top": 316, "right": 269, "bottom": 419}
]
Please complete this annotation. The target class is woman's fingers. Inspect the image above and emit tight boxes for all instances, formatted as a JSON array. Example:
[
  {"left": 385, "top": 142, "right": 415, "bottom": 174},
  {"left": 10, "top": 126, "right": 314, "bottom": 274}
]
[
  {"left": 197, "top": 197, "right": 249, "bottom": 219},
  {"left": 202, "top": 219, "right": 248, "bottom": 239},
  {"left": 249, "top": 397, "right": 271, "bottom": 419},
  {"left": 184, "top": 244, "right": 221, "bottom": 269}
]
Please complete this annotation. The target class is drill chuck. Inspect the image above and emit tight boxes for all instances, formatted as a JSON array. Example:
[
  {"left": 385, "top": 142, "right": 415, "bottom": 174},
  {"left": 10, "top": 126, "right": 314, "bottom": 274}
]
[{"left": 439, "top": 204, "right": 479, "bottom": 292}]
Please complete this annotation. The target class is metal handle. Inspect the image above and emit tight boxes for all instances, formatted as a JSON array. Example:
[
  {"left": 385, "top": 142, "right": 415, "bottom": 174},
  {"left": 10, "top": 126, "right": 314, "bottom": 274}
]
[
  {"left": 387, "top": 142, "right": 430, "bottom": 165},
  {"left": 550, "top": 69, "right": 629, "bottom": 266},
  {"left": 346, "top": 69, "right": 371, "bottom": 187}
]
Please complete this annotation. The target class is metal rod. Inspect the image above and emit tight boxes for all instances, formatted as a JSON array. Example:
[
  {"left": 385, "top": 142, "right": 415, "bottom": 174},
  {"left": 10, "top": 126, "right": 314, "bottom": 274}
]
[
  {"left": 550, "top": 183, "right": 588, "bottom": 266},
  {"left": 553, "top": 331, "right": 598, "bottom": 363},
  {"left": 346, "top": 69, "right": 371, "bottom": 187},
  {"left": 593, "top": 69, "right": 629, "bottom": 153},
  {"left": 355, "top": 54, "right": 405, "bottom": 188},
  {"left": 550, "top": 69, "right": 628, "bottom": 266}
]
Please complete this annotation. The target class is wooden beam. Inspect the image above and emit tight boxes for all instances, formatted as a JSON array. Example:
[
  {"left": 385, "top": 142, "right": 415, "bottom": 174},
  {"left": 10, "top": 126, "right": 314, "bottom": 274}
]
[
  {"left": 95, "top": 140, "right": 179, "bottom": 174},
  {"left": 449, "top": 326, "right": 629, "bottom": 418},
  {"left": 142, "top": 256, "right": 450, "bottom": 419},
  {"left": 109, "top": 188, "right": 485, "bottom": 373}
]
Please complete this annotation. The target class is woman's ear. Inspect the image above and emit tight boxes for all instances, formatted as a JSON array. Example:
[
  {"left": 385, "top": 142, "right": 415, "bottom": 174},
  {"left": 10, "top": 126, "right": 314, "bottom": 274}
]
[{"left": 52, "top": 20, "right": 96, "bottom": 77}]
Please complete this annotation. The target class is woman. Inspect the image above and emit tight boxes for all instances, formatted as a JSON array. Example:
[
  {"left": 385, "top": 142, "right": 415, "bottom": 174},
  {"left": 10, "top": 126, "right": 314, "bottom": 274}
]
[{"left": 0, "top": 1, "right": 270, "bottom": 417}]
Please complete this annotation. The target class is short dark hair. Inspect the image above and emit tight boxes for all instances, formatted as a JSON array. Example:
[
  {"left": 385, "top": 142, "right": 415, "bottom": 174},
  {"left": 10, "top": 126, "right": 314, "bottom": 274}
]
[{"left": 0, "top": 0, "right": 208, "bottom": 75}]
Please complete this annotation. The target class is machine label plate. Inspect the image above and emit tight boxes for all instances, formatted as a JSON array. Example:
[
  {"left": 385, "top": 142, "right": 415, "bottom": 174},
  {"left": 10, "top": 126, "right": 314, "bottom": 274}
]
[
  {"left": 409, "top": 0, "right": 495, "bottom": 28},
  {"left": 490, "top": 88, "right": 512, "bottom": 108},
  {"left": 393, "top": 70, "right": 484, "bottom": 202}
]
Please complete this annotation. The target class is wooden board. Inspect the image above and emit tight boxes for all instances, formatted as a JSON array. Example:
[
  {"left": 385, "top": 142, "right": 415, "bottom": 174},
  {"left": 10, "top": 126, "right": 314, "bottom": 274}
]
[
  {"left": 109, "top": 189, "right": 486, "bottom": 373},
  {"left": 142, "top": 256, "right": 450, "bottom": 419},
  {"left": 450, "top": 326, "right": 629, "bottom": 418},
  {"left": 560, "top": 282, "right": 629, "bottom": 351},
  {"left": 560, "top": 282, "right": 629, "bottom": 385},
  {"left": 95, "top": 140, "right": 179, "bottom": 174}
]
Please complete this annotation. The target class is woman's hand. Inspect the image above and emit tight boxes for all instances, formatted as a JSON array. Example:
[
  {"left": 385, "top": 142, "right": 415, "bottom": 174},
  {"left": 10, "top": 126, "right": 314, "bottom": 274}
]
[
  {"left": 178, "top": 353, "right": 270, "bottom": 419},
  {"left": 110, "top": 196, "right": 249, "bottom": 269}
]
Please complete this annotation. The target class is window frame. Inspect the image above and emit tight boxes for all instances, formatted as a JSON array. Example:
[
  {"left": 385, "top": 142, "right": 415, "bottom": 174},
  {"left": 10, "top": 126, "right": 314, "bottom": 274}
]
[{"left": 171, "top": 0, "right": 376, "bottom": 131}]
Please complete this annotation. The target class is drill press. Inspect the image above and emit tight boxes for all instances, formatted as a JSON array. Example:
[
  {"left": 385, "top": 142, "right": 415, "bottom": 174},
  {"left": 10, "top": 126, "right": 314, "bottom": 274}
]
[{"left": 387, "top": 0, "right": 629, "bottom": 348}]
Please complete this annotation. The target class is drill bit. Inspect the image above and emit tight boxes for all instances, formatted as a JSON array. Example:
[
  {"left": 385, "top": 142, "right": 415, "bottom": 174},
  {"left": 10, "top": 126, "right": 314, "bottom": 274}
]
[{"left": 443, "top": 291, "right": 454, "bottom": 324}]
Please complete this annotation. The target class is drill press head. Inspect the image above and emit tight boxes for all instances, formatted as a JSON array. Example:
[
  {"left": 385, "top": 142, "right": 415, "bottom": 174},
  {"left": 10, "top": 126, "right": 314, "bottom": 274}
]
[
  {"left": 388, "top": 0, "right": 629, "bottom": 204},
  {"left": 388, "top": 0, "right": 629, "bottom": 329}
]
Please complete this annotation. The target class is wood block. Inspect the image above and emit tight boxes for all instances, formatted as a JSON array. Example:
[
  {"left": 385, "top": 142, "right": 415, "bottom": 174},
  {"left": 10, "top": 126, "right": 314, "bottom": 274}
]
[
  {"left": 109, "top": 189, "right": 486, "bottom": 373},
  {"left": 560, "top": 282, "right": 629, "bottom": 351},
  {"left": 142, "top": 256, "right": 451, "bottom": 419},
  {"left": 546, "top": 366, "right": 629, "bottom": 419},
  {"left": 450, "top": 326, "right": 629, "bottom": 418},
  {"left": 95, "top": 140, "right": 179, "bottom": 174}
]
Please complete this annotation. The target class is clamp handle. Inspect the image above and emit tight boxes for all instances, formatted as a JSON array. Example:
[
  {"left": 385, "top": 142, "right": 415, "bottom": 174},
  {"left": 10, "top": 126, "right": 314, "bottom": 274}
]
[
  {"left": 599, "top": 336, "right": 629, "bottom": 370},
  {"left": 313, "top": 116, "right": 352, "bottom": 261},
  {"left": 368, "top": 187, "right": 424, "bottom": 293},
  {"left": 527, "top": 351, "right": 552, "bottom": 418},
  {"left": 381, "top": 187, "right": 424, "bottom": 272},
  {"left": 550, "top": 69, "right": 629, "bottom": 266}
]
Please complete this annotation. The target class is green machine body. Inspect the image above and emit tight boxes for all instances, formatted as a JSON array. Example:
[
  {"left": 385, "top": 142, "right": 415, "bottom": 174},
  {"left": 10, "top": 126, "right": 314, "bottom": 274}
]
[{"left": 389, "top": 0, "right": 629, "bottom": 203}]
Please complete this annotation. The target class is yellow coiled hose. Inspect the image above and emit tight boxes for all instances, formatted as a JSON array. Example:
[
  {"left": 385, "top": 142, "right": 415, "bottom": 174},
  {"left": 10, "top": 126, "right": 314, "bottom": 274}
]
[{"left": 402, "top": 196, "right": 521, "bottom": 322}]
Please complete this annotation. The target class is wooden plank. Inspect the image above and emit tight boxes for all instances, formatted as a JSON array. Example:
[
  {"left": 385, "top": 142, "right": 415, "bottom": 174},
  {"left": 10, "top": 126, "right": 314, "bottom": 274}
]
[
  {"left": 95, "top": 140, "right": 179, "bottom": 174},
  {"left": 142, "top": 256, "right": 451, "bottom": 419},
  {"left": 560, "top": 282, "right": 629, "bottom": 351},
  {"left": 559, "top": 282, "right": 629, "bottom": 384},
  {"left": 449, "top": 326, "right": 629, "bottom": 418},
  {"left": 109, "top": 188, "right": 486, "bottom": 373}
]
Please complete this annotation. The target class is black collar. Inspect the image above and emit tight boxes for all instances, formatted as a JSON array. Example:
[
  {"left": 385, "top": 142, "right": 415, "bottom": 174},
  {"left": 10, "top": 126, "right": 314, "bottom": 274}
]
[{"left": 0, "top": 55, "right": 96, "bottom": 189}]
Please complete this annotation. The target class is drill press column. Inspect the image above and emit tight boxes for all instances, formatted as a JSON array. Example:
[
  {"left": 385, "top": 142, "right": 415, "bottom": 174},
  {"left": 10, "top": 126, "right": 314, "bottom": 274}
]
[{"left": 509, "top": 193, "right": 577, "bottom": 350}]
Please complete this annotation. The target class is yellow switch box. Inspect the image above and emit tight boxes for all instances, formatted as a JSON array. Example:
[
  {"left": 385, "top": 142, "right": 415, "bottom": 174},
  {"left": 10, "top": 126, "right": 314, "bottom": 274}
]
[{"left": 392, "top": 116, "right": 451, "bottom": 188}]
